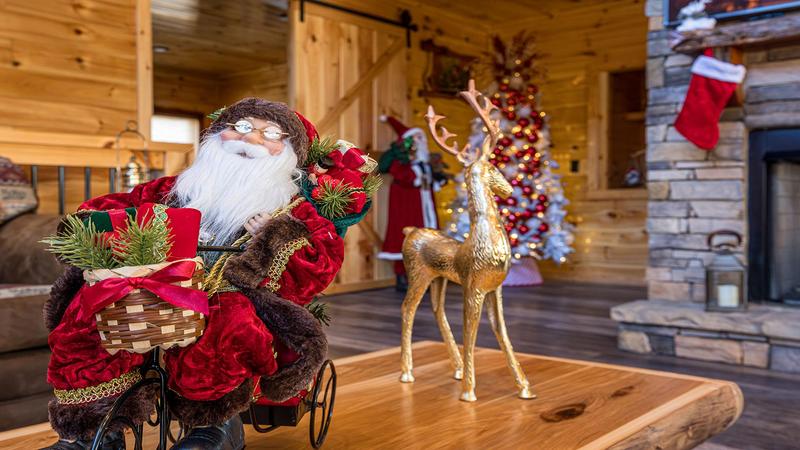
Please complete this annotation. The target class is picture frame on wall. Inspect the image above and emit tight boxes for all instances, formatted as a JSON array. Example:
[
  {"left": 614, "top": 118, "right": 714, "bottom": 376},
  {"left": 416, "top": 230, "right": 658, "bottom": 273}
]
[
  {"left": 664, "top": 0, "right": 800, "bottom": 26},
  {"left": 419, "top": 39, "right": 476, "bottom": 98}
]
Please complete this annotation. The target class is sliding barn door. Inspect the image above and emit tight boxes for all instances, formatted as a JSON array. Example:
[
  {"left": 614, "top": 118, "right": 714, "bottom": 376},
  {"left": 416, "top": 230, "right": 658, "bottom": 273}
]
[{"left": 289, "top": 1, "right": 408, "bottom": 291}]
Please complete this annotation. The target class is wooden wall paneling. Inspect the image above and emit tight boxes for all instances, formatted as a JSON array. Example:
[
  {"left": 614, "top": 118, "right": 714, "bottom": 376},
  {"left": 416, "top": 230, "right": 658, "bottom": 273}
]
[
  {"left": 153, "top": 69, "right": 221, "bottom": 114},
  {"left": 0, "top": 0, "right": 138, "bottom": 136},
  {"left": 218, "top": 64, "right": 289, "bottom": 105}
]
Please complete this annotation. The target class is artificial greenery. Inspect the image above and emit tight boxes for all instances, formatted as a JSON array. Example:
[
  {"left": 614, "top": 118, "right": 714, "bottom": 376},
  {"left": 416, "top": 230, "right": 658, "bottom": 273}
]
[
  {"left": 207, "top": 106, "right": 227, "bottom": 121},
  {"left": 113, "top": 216, "right": 173, "bottom": 267},
  {"left": 307, "top": 136, "right": 339, "bottom": 167},
  {"left": 315, "top": 179, "right": 354, "bottom": 219},
  {"left": 41, "top": 213, "right": 173, "bottom": 270},
  {"left": 362, "top": 173, "right": 383, "bottom": 197},
  {"left": 41, "top": 215, "right": 117, "bottom": 270},
  {"left": 306, "top": 297, "right": 331, "bottom": 326}
]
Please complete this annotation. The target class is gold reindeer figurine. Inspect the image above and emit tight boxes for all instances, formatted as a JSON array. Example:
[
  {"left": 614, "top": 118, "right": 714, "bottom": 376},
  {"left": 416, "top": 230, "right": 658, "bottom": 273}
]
[{"left": 399, "top": 79, "right": 535, "bottom": 402}]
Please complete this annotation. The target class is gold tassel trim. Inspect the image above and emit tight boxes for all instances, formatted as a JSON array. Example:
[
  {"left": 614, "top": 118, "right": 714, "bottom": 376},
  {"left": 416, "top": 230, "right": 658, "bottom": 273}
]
[
  {"left": 264, "top": 237, "right": 310, "bottom": 292},
  {"left": 54, "top": 371, "right": 142, "bottom": 405}
]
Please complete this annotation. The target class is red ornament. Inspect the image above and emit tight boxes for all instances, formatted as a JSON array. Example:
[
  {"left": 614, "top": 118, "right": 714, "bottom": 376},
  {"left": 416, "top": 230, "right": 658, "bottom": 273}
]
[
  {"left": 499, "top": 83, "right": 509, "bottom": 92},
  {"left": 519, "top": 225, "right": 530, "bottom": 234},
  {"left": 514, "top": 131, "right": 524, "bottom": 139},
  {"left": 501, "top": 155, "right": 511, "bottom": 163},
  {"left": 490, "top": 98, "right": 501, "bottom": 106},
  {"left": 538, "top": 223, "right": 549, "bottom": 233},
  {"left": 527, "top": 133, "right": 538, "bottom": 143},
  {"left": 507, "top": 97, "right": 517, "bottom": 106},
  {"left": 505, "top": 224, "right": 514, "bottom": 233},
  {"left": 535, "top": 204, "right": 545, "bottom": 213},
  {"left": 518, "top": 118, "right": 530, "bottom": 127},
  {"left": 526, "top": 84, "right": 538, "bottom": 94},
  {"left": 499, "top": 137, "right": 512, "bottom": 147},
  {"left": 505, "top": 111, "right": 517, "bottom": 120},
  {"left": 521, "top": 210, "right": 533, "bottom": 219},
  {"left": 522, "top": 186, "right": 533, "bottom": 195},
  {"left": 510, "top": 238, "right": 519, "bottom": 246},
  {"left": 510, "top": 178, "right": 520, "bottom": 186},
  {"left": 533, "top": 233, "right": 542, "bottom": 240},
  {"left": 507, "top": 197, "right": 517, "bottom": 206},
  {"left": 538, "top": 194, "right": 548, "bottom": 202}
]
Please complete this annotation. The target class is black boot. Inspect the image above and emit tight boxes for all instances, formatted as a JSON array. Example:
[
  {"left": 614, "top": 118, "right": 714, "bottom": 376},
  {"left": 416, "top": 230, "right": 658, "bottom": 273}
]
[
  {"left": 395, "top": 274, "right": 408, "bottom": 292},
  {"left": 40, "top": 431, "right": 125, "bottom": 450},
  {"left": 170, "top": 415, "right": 244, "bottom": 450}
]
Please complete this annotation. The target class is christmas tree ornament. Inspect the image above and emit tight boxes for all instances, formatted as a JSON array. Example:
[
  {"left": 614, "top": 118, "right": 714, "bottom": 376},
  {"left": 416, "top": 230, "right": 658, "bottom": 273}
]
[
  {"left": 674, "top": 50, "right": 746, "bottom": 150},
  {"left": 400, "top": 79, "right": 534, "bottom": 403}
]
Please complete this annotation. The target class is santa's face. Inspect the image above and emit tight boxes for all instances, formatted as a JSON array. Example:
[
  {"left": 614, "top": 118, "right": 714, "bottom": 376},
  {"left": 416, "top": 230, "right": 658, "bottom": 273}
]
[
  {"left": 219, "top": 117, "right": 287, "bottom": 157},
  {"left": 407, "top": 130, "right": 430, "bottom": 163},
  {"left": 171, "top": 131, "right": 300, "bottom": 247}
]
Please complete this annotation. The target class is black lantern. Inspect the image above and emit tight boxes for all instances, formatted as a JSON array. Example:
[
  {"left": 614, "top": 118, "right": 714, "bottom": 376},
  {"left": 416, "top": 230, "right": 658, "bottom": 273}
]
[{"left": 705, "top": 230, "right": 747, "bottom": 312}]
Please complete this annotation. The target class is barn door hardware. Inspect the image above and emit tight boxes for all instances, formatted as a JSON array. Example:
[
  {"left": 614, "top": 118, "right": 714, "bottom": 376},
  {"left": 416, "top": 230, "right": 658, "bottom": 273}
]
[{"left": 299, "top": 0, "right": 418, "bottom": 47}]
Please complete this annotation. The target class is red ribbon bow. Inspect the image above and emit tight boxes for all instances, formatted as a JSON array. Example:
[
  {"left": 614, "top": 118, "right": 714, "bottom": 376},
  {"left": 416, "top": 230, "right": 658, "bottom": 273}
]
[
  {"left": 77, "top": 260, "right": 209, "bottom": 322},
  {"left": 327, "top": 147, "right": 365, "bottom": 170}
]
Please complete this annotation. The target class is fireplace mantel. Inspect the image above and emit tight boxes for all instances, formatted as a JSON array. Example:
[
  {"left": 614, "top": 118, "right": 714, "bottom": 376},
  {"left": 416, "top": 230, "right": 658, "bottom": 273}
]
[{"left": 671, "top": 12, "right": 800, "bottom": 53}]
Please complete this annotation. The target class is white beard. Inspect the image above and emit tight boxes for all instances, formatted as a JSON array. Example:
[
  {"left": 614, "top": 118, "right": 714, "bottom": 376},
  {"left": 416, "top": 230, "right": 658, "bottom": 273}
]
[{"left": 171, "top": 133, "right": 301, "bottom": 246}]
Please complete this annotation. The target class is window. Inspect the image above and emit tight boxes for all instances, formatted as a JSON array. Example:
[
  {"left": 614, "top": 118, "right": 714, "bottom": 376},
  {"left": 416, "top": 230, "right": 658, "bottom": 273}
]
[
  {"left": 587, "top": 68, "right": 647, "bottom": 198},
  {"left": 151, "top": 114, "right": 201, "bottom": 150}
]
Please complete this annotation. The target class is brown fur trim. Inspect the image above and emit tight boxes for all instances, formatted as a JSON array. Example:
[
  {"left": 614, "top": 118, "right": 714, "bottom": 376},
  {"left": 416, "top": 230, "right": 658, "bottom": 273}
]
[
  {"left": 43, "top": 265, "right": 84, "bottom": 331},
  {"left": 48, "top": 383, "right": 157, "bottom": 441},
  {"left": 242, "top": 288, "right": 327, "bottom": 403},
  {"left": 204, "top": 98, "right": 309, "bottom": 165},
  {"left": 223, "top": 214, "right": 309, "bottom": 290},
  {"left": 168, "top": 378, "right": 254, "bottom": 428}
]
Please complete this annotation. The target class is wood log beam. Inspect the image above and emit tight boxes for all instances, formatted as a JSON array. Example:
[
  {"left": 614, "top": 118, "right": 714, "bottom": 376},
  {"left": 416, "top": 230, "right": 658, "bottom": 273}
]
[{"left": 671, "top": 12, "right": 800, "bottom": 53}]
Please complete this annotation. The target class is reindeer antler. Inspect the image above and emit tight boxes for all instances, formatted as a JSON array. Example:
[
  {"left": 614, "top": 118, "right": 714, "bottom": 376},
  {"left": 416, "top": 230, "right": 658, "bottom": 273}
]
[
  {"left": 459, "top": 79, "right": 500, "bottom": 147},
  {"left": 424, "top": 79, "right": 500, "bottom": 163},
  {"left": 425, "top": 105, "right": 470, "bottom": 162}
]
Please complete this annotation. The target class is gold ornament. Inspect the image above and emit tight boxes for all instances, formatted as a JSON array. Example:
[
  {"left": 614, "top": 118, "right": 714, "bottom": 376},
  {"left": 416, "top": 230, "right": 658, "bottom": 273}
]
[{"left": 400, "top": 79, "right": 535, "bottom": 402}]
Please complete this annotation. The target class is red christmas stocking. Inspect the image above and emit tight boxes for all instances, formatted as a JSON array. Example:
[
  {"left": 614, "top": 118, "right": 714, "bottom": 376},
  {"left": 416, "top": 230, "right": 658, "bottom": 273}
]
[{"left": 674, "top": 52, "right": 746, "bottom": 150}]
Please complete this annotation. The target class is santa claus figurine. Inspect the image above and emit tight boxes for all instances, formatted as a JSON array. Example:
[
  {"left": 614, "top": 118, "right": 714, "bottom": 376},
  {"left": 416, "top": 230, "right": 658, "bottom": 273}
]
[
  {"left": 42, "top": 98, "right": 349, "bottom": 450},
  {"left": 377, "top": 115, "right": 446, "bottom": 291}
]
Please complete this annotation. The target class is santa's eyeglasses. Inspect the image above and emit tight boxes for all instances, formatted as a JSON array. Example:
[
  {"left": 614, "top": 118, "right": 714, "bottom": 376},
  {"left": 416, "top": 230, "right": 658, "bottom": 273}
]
[{"left": 225, "top": 119, "right": 289, "bottom": 141}]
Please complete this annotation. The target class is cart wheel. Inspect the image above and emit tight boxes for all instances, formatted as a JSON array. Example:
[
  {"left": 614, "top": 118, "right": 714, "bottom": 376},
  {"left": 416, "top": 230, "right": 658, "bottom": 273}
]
[{"left": 309, "top": 359, "right": 336, "bottom": 449}]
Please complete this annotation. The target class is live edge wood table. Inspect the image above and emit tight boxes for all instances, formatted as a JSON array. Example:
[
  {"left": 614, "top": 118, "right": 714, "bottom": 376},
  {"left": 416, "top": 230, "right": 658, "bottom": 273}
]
[{"left": 0, "top": 341, "right": 742, "bottom": 450}]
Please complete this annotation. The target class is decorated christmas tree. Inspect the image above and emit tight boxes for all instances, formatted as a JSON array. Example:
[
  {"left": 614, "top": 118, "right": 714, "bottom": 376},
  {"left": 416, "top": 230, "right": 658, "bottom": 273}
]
[{"left": 444, "top": 33, "right": 573, "bottom": 264}]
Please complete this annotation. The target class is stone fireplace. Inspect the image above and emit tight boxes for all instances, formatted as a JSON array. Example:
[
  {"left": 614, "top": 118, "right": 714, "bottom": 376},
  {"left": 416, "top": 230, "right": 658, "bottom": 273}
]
[{"left": 612, "top": 1, "right": 800, "bottom": 373}]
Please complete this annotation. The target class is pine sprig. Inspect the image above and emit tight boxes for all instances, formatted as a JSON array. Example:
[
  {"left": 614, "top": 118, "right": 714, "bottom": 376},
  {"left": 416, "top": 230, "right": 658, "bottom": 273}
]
[
  {"left": 315, "top": 179, "right": 354, "bottom": 219},
  {"left": 40, "top": 215, "right": 117, "bottom": 270},
  {"left": 307, "top": 136, "right": 339, "bottom": 166},
  {"left": 306, "top": 298, "right": 331, "bottom": 326},
  {"left": 113, "top": 215, "right": 172, "bottom": 266},
  {"left": 363, "top": 173, "right": 383, "bottom": 197}
]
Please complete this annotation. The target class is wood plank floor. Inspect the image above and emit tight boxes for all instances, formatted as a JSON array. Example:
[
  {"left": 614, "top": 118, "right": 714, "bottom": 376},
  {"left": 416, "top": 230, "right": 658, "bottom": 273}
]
[{"left": 324, "top": 282, "right": 800, "bottom": 450}]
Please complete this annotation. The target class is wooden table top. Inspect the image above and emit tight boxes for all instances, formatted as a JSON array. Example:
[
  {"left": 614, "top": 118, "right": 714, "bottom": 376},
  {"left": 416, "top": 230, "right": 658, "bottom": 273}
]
[{"left": 0, "top": 341, "right": 743, "bottom": 450}]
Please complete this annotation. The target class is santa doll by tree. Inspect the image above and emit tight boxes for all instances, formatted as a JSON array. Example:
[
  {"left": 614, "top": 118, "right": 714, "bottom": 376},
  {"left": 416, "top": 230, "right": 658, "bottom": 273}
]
[
  {"left": 377, "top": 115, "right": 446, "bottom": 291},
  {"left": 42, "top": 98, "right": 369, "bottom": 450}
]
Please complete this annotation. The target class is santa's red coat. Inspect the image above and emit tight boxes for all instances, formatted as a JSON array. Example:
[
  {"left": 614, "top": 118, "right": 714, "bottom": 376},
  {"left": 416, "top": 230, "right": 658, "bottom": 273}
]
[
  {"left": 379, "top": 160, "right": 438, "bottom": 261},
  {"left": 47, "top": 177, "right": 344, "bottom": 401}
]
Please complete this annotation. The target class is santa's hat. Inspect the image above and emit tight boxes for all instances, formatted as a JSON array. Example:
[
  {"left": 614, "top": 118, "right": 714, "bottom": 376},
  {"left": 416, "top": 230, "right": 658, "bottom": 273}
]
[
  {"left": 205, "top": 97, "right": 318, "bottom": 166},
  {"left": 380, "top": 114, "right": 423, "bottom": 141}
]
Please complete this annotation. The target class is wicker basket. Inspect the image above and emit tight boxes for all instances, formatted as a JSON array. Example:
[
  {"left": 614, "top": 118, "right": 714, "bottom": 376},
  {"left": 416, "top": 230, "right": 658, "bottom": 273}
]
[{"left": 85, "top": 257, "right": 206, "bottom": 355}]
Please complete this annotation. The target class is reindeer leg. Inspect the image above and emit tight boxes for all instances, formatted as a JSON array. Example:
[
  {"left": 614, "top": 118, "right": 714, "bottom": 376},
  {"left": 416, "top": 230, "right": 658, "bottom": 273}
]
[
  {"left": 400, "top": 274, "right": 431, "bottom": 383},
  {"left": 486, "top": 287, "right": 535, "bottom": 399},
  {"left": 460, "top": 287, "right": 485, "bottom": 402},
  {"left": 430, "top": 277, "right": 463, "bottom": 380}
]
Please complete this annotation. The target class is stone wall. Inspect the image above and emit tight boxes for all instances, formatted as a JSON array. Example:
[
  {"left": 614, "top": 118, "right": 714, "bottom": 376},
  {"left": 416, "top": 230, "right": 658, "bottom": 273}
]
[{"left": 643, "top": 0, "right": 800, "bottom": 303}]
